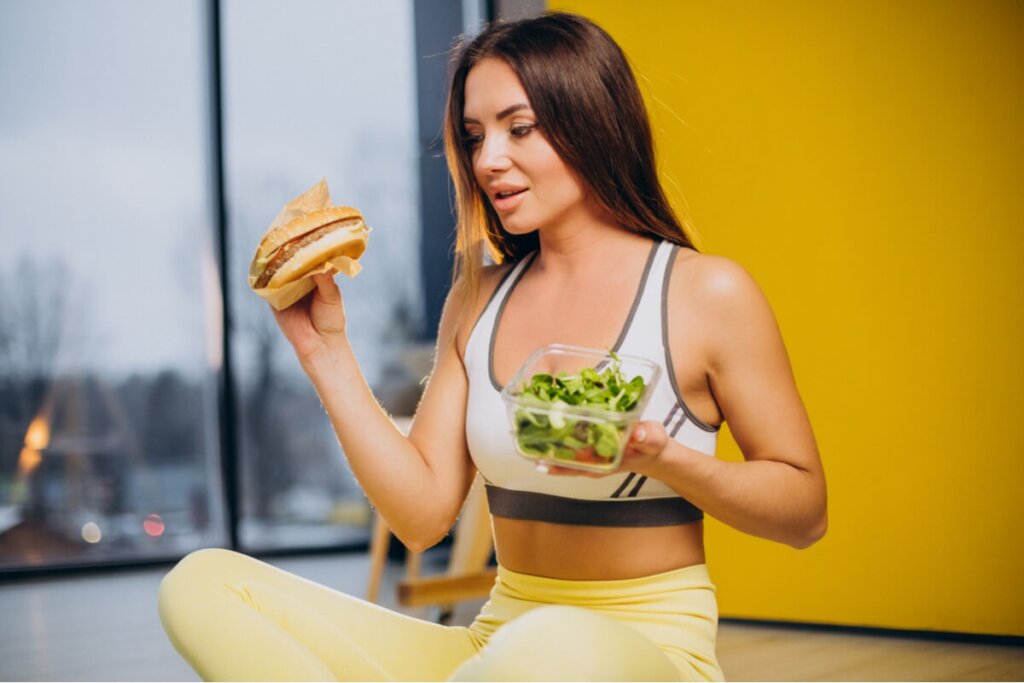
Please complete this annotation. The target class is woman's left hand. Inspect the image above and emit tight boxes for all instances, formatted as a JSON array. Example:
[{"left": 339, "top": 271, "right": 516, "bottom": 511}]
[
  {"left": 621, "top": 420, "right": 669, "bottom": 473},
  {"left": 541, "top": 420, "right": 668, "bottom": 478}
]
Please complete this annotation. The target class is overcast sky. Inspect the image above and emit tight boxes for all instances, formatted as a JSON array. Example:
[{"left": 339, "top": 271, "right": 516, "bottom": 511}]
[{"left": 0, "top": 0, "right": 422, "bottom": 383}]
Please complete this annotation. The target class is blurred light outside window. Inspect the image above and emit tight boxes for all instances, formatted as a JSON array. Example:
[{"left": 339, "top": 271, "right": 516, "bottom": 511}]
[
  {"left": 0, "top": 1, "right": 227, "bottom": 569},
  {"left": 223, "top": 0, "right": 429, "bottom": 551}
]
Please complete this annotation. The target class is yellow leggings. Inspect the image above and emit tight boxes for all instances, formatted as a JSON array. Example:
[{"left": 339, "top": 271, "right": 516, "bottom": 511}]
[{"left": 158, "top": 548, "right": 723, "bottom": 681}]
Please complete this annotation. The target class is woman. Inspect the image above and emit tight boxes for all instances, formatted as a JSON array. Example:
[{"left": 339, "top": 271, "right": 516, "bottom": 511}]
[{"left": 159, "top": 12, "right": 826, "bottom": 681}]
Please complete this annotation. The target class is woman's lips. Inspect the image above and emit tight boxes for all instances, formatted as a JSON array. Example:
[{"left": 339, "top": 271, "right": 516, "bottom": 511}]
[{"left": 493, "top": 188, "right": 527, "bottom": 212}]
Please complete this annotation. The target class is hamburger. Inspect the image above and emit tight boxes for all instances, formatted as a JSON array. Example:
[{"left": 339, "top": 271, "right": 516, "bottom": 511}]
[{"left": 248, "top": 205, "right": 369, "bottom": 309}]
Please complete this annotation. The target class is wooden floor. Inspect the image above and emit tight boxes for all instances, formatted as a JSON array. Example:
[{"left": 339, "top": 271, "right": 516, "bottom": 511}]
[
  {"left": 716, "top": 622, "right": 1022, "bottom": 681},
  {"left": 0, "top": 552, "right": 1020, "bottom": 681}
]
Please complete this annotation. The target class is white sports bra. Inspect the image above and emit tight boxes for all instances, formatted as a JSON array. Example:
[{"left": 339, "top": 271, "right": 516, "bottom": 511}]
[{"left": 464, "top": 239, "right": 719, "bottom": 527}]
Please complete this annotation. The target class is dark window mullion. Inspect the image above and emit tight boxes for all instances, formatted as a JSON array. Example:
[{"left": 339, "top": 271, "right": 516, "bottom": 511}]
[{"left": 206, "top": 0, "right": 240, "bottom": 551}]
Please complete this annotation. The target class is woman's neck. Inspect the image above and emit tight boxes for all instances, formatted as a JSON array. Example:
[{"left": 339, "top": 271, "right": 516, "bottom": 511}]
[{"left": 533, "top": 220, "right": 651, "bottom": 280}]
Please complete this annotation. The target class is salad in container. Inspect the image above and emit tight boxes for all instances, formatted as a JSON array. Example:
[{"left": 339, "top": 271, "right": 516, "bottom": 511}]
[{"left": 500, "top": 344, "right": 661, "bottom": 473}]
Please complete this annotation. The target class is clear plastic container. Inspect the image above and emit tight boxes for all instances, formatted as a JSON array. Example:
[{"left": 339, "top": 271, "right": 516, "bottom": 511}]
[{"left": 500, "top": 344, "right": 661, "bottom": 473}]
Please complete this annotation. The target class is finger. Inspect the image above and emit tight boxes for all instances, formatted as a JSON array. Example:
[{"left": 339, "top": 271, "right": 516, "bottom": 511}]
[
  {"left": 628, "top": 421, "right": 666, "bottom": 457},
  {"left": 311, "top": 273, "right": 342, "bottom": 304}
]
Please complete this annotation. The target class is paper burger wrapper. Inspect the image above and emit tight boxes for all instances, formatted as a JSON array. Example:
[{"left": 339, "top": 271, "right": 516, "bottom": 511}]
[{"left": 255, "top": 254, "right": 363, "bottom": 311}]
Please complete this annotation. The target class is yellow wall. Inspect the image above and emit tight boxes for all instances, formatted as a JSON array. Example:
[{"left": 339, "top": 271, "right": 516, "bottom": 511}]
[{"left": 549, "top": 0, "right": 1024, "bottom": 636}]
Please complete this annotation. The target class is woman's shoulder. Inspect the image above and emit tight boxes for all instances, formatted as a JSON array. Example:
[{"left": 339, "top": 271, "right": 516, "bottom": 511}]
[
  {"left": 670, "top": 248, "right": 766, "bottom": 311},
  {"left": 452, "top": 260, "right": 519, "bottom": 356},
  {"left": 668, "top": 249, "right": 780, "bottom": 361},
  {"left": 481, "top": 259, "right": 516, "bottom": 290},
  {"left": 469, "top": 260, "right": 518, "bottom": 313}
]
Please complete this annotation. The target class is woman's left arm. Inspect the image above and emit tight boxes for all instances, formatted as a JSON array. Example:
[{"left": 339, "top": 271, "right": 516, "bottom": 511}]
[{"left": 628, "top": 255, "right": 827, "bottom": 548}]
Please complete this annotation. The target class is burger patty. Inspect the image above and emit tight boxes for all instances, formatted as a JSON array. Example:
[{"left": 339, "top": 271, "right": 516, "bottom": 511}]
[{"left": 255, "top": 218, "right": 361, "bottom": 289}]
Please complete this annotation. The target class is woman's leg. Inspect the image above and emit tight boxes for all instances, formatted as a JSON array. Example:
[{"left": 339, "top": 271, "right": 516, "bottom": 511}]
[
  {"left": 158, "top": 548, "right": 480, "bottom": 682},
  {"left": 451, "top": 605, "right": 681, "bottom": 681},
  {"left": 455, "top": 564, "right": 723, "bottom": 681}
]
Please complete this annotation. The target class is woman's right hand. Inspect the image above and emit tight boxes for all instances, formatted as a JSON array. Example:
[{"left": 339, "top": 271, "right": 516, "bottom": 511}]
[{"left": 271, "top": 273, "right": 348, "bottom": 362}]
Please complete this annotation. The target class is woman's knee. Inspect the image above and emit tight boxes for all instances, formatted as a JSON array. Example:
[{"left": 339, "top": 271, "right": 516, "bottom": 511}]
[
  {"left": 450, "top": 605, "right": 679, "bottom": 681},
  {"left": 158, "top": 548, "right": 243, "bottom": 621},
  {"left": 161, "top": 547, "right": 235, "bottom": 588}
]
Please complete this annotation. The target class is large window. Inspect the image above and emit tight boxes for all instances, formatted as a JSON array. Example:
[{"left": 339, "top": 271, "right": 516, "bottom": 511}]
[
  {"left": 0, "top": 0, "right": 226, "bottom": 568},
  {"left": 0, "top": 0, "right": 462, "bottom": 572}
]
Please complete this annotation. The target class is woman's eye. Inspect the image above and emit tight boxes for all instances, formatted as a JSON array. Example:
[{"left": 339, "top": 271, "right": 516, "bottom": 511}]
[
  {"left": 510, "top": 124, "right": 535, "bottom": 138},
  {"left": 463, "top": 133, "right": 483, "bottom": 148}
]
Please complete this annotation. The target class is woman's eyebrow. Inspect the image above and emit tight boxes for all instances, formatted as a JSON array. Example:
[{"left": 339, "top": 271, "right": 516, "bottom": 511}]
[
  {"left": 496, "top": 103, "right": 530, "bottom": 120},
  {"left": 463, "top": 103, "right": 531, "bottom": 125}
]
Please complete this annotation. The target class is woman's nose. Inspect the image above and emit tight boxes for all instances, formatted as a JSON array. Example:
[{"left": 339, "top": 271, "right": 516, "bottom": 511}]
[{"left": 476, "top": 135, "right": 512, "bottom": 174}]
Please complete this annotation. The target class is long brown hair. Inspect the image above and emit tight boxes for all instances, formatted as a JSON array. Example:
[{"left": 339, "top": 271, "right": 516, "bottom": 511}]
[{"left": 442, "top": 12, "right": 697, "bottom": 328}]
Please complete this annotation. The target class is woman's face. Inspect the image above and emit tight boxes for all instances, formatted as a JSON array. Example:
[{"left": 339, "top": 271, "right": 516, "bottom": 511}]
[{"left": 462, "top": 57, "right": 590, "bottom": 235}]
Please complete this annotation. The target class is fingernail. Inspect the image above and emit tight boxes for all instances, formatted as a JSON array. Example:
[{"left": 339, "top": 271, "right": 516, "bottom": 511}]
[
  {"left": 535, "top": 463, "right": 549, "bottom": 474},
  {"left": 635, "top": 428, "right": 646, "bottom": 443}
]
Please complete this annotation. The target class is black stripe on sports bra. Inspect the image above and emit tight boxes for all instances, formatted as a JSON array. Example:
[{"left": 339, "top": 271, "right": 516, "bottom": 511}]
[{"left": 485, "top": 485, "right": 704, "bottom": 527}]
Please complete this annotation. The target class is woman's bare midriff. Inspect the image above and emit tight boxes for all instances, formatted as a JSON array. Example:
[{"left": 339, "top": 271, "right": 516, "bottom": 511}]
[{"left": 491, "top": 516, "right": 706, "bottom": 580}]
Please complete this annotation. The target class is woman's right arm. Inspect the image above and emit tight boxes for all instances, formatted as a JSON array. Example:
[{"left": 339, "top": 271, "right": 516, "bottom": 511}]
[{"left": 273, "top": 273, "right": 476, "bottom": 552}]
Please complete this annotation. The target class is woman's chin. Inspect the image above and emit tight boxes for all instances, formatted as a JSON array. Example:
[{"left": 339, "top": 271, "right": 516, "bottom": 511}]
[{"left": 499, "top": 221, "right": 538, "bottom": 236}]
